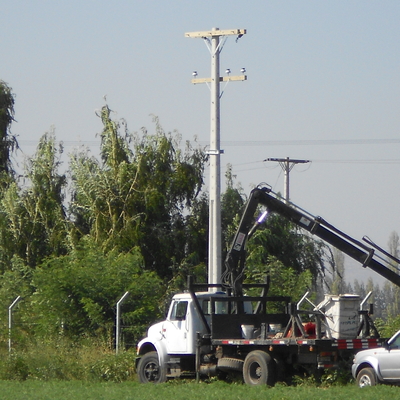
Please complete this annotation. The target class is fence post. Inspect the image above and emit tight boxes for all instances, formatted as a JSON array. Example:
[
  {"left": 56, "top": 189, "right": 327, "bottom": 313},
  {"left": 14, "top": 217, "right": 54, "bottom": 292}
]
[
  {"left": 116, "top": 291, "right": 129, "bottom": 354},
  {"left": 9, "top": 296, "right": 22, "bottom": 353}
]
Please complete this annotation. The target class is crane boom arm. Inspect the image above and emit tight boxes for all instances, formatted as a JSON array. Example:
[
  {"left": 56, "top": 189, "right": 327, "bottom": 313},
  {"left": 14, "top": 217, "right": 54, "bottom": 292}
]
[{"left": 224, "top": 186, "right": 400, "bottom": 297}]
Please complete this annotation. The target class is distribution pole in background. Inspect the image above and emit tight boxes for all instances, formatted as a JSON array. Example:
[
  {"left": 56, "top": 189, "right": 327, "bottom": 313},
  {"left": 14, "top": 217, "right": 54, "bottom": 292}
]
[
  {"left": 265, "top": 157, "right": 310, "bottom": 202},
  {"left": 185, "top": 28, "right": 246, "bottom": 288}
]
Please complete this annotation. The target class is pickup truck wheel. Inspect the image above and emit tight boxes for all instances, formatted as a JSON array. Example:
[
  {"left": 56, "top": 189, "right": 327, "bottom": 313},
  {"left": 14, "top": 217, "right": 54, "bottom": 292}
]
[
  {"left": 243, "top": 350, "right": 274, "bottom": 386},
  {"left": 356, "top": 367, "right": 377, "bottom": 387},
  {"left": 137, "top": 351, "right": 167, "bottom": 384}
]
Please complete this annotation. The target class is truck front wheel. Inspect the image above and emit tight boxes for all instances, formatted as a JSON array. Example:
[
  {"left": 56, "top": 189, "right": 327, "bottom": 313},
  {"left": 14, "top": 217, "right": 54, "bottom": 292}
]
[
  {"left": 356, "top": 367, "right": 377, "bottom": 387},
  {"left": 243, "top": 350, "right": 275, "bottom": 386},
  {"left": 137, "top": 351, "right": 167, "bottom": 384}
]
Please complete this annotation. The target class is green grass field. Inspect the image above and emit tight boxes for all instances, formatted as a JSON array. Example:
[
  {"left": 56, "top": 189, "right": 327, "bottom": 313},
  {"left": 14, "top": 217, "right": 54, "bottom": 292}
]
[{"left": 0, "top": 380, "right": 398, "bottom": 400}]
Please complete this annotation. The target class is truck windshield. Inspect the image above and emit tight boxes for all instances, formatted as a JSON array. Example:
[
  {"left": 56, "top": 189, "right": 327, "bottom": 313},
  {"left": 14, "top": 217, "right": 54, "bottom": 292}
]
[{"left": 389, "top": 332, "right": 400, "bottom": 349}]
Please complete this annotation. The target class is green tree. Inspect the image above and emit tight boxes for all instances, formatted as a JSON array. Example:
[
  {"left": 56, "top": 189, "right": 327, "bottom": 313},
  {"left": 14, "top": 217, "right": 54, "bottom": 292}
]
[
  {"left": 30, "top": 239, "right": 163, "bottom": 340},
  {"left": 69, "top": 107, "right": 206, "bottom": 279},
  {"left": 0, "top": 81, "right": 19, "bottom": 271},
  {"left": 388, "top": 231, "right": 400, "bottom": 260},
  {"left": 371, "top": 282, "right": 384, "bottom": 319},
  {"left": 221, "top": 190, "right": 330, "bottom": 301},
  {"left": 330, "top": 248, "right": 345, "bottom": 295},
  {"left": 221, "top": 165, "right": 246, "bottom": 253},
  {"left": 384, "top": 231, "right": 400, "bottom": 319},
  {"left": 0, "top": 130, "right": 68, "bottom": 268},
  {"left": 246, "top": 214, "right": 329, "bottom": 284},
  {"left": 353, "top": 279, "right": 366, "bottom": 300},
  {"left": 0, "top": 80, "right": 17, "bottom": 182},
  {"left": 166, "top": 191, "right": 209, "bottom": 293}
]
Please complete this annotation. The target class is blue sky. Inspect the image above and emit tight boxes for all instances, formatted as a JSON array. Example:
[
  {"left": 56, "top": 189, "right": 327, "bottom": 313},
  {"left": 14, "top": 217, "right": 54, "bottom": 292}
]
[{"left": 2, "top": 1, "right": 400, "bottom": 284}]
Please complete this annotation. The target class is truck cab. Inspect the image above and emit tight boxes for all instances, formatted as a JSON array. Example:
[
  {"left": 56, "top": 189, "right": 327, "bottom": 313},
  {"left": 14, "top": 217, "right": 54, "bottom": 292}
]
[{"left": 136, "top": 291, "right": 228, "bottom": 383}]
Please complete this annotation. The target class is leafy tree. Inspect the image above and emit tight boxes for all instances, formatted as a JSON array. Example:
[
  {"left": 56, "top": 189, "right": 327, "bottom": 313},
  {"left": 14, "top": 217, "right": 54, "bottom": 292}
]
[
  {"left": 166, "top": 191, "right": 209, "bottom": 293},
  {"left": 221, "top": 165, "right": 246, "bottom": 253},
  {"left": 330, "top": 249, "right": 345, "bottom": 295},
  {"left": 0, "top": 80, "right": 17, "bottom": 182},
  {"left": 0, "top": 80, "right": 19, "bottom": 271},
  {"left": 246, "top": 253, "right": 313, "bottom": 301},
  {"left": 0, "top": 255, "right": 33, "bottom": 334},
  {"left": 69, "top": 107, "right": 206, "bottom": 279},
  {"left": 245, "top": 214, "right": 330, "bottom": 287},
  {"left": 383, "top": 231, "right": 400, "bottom": 319},
  {"left": 373, "top": 282, "right": 383, "bottom": 318},
  {"left": 388, "top": 231, "right": 400, "bottom": 261},
  {"left": 353, "top": 280, "right": 365, "bottom": 298},
  {"left": 30, "top": 238, "right": 163, "bottom": 341},
  {"left": 0, "top": 130, "right": 68, "bottom": 269}
]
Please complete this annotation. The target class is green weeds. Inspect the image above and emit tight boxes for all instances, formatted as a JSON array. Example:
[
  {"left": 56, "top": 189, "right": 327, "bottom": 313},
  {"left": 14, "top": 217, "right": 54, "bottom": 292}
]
[{"left": 0, "top": 338, "right": 137, "bottom": 382}]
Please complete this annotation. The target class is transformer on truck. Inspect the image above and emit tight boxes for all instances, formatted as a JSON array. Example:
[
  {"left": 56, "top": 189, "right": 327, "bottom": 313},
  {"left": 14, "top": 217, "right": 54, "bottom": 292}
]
[{"left": 136, "top": 185, "right": 400, "bottom": 385}]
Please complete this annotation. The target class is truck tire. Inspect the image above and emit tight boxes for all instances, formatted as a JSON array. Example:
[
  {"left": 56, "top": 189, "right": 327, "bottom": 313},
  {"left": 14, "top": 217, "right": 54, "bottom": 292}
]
[
  {"left": 217, "top": 357, "right": 244, "bottom": 372},
  {"left": 243, "top": 350, "right": 275, "bottom": 386},
  {"left": 137, "top": 351, "right": 167, "bottom": 384},
  {"left": 356, "top": 367, "right": 377, "bottom": 387}
]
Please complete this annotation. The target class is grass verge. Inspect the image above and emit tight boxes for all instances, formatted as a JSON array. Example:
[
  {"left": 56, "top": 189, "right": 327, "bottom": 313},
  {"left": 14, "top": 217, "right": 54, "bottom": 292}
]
[{"left": 0, "top": 380, "right": 398, "bottom": 400}]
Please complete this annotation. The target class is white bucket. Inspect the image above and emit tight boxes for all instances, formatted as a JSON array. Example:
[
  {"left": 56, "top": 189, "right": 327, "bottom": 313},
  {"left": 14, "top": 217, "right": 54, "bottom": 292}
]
[{"left": 241, "top": 325, "right": 254, "bottom": 339}]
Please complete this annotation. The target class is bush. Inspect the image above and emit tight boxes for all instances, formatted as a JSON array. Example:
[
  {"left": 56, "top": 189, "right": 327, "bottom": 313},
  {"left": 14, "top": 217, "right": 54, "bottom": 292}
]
[
  {"left": 0, "top": 354, "right": 29, "bottom": 380},
  {"left": 0, "top": 338, "right": 137, "bottom": 382},
  {"left": 89, "top": 351, "right": 137, "bottom": 382}
]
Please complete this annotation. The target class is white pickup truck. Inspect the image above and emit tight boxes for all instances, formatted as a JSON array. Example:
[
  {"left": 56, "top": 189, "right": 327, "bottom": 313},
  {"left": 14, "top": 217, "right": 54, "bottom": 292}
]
[{"left": 352, "top": 330, "right": 400, "bottom": 387}]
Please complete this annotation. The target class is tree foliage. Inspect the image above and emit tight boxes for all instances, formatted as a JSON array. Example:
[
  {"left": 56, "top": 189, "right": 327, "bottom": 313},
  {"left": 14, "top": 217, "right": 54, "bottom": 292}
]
[
  {"left": 329, "top": 248, "right": 345, "bottom": 295},
  {"left": 245, "top": 214, "right": 331, "bottom": 293},
  {"left": 69, "top": 107, "right": 206, "bottom": 279},
  {"left": 0, "top": 80, "right": 17, "bottom": 181},
  {"left": 30, "top": 238, "right": 163, "bottom": 341},
  {"left": 0, "top": 130, "right": 68, "bottom": 269},
  {"left": 0, "top": 88, "right": 338, "bottom": 345}
]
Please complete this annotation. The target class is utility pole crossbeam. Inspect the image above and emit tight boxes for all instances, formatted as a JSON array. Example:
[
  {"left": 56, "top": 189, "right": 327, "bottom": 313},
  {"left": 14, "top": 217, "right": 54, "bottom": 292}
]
[
  {"left": 191, "top": 75, "right": 247, "bottom": 84},
  {"left": 186, "top": 27, "right": 246, "bottom": 289},
  {"left": 265, "top": 157, "right": 310, "bottom": 202},
  {"left": 185, "top": 29, "right": 246, "bottom": 38}
]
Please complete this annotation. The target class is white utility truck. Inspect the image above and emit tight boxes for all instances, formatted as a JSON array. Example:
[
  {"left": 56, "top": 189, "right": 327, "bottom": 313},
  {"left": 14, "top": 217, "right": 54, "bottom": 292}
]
[{"left": 137, "top": 186, "right": 400, "bottom": 385}]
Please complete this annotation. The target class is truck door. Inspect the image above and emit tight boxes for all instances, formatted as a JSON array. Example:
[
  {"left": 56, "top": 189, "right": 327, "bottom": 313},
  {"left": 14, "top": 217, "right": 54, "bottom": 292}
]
[{"left": 163, "top": 300, "right": 189, "bottom": 354}]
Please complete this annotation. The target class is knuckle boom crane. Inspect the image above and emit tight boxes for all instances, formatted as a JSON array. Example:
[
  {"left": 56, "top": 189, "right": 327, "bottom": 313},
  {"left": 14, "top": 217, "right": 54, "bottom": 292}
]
[{"left": 224, "top": 185, "right": 400, "bottom": 298}]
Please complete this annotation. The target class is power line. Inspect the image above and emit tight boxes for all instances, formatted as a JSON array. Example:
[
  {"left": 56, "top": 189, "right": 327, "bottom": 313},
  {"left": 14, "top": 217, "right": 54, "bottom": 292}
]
[
  {"left": 17, "top": 137, "right": 400, "bottom": 147},
  {"left": 311, "top": 159, "right": 400, "bottom": 164},
  {"left": 215, "top": 138, "right": 400, "bottom": 146},
  {"left": 220, "top": 159, "right": 400, "bottom": 174}
]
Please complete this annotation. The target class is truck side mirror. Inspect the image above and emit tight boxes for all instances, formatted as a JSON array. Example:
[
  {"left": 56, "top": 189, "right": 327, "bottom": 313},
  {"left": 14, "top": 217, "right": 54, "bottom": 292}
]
[{"left": 384, "top": 340, "right": 390, "bottom": 350}]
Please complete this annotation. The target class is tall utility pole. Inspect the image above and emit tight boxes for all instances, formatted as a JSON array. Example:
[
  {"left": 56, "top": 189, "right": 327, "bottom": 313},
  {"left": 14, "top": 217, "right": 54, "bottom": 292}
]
[
  {"left": 185, "top": 28, "right": 246, "bottom": 287},
  {"left": 265, "top": 157, "right": 310, "bottom": 202}
]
